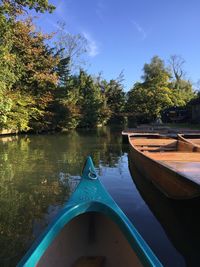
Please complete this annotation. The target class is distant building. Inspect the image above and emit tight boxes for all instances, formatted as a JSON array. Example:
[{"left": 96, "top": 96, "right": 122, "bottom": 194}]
[
  {"left": 189, "top": 97, "right": 200, "bottom": 123},
  {"left": 161, "top": 107, "right": 188, "bottom": 123}
]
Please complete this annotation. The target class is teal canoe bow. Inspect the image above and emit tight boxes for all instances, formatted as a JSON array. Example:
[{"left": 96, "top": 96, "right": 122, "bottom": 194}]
[{"left": 18, "top": 156, "right": 162, "bottom": 267}]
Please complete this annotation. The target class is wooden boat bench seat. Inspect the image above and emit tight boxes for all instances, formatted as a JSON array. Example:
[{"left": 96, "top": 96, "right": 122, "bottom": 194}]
[
  {"left": 145, "top": 152, "right": 200, "bottom": 162},
  {"left": 73, "top": 256, "right": 105, "bottom": 267},
  {"left": 130, "top": 139, "right": 177, "bottom": 147},
  {"left": 136, "top": 146, "right": 176, "bottom": 152}
]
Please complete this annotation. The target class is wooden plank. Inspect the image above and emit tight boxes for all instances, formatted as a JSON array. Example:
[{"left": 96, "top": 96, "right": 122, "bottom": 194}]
[
  {"left": 146, "top": 152, "right": 200, "bottom": 162},
  {"left": 136, "top": 146, "right": 176, "bottom": 151},
  {"left": 177, "top": 141, "right": 195, "bottom": 152},
  {"left": 73, "top": 256, "right": 105, "bottom": 267},
  {"left": 130, "top": 138, "right": 177, "bottom": 147}
]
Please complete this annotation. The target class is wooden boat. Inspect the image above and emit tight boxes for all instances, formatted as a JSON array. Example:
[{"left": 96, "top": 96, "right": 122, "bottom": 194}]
[
  {"left": 128, "top": 161, "right": 200, "bottom": 266},
  {"left": 128, "top": 134, "right": 200, "bottom": 199},
  {"left": 18, "top": 157, "right": 162, "bottom": 267},
  {"left": 178, "top": 134, "right": 200, "bottom": 150}
]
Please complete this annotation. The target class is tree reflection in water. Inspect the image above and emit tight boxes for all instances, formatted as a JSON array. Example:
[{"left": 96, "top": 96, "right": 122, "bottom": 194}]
[{"left": 0, "top": 127, "right": 123, "bottom": 266}]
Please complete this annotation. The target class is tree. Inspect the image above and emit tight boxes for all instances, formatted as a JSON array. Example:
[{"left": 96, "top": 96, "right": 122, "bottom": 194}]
[
  {"left": 127, "top": 56, "right": 173, "bottom": 122},
  {"left": 169, "top": 55, "right": 185, "bottom": 87},
  {"left": 0, "top": 0, "right": 55, "bottom": 16},
  {"left": 78, "top": 70, "right": 110, "bottom": 128},
  {"left": 53, "top": 75, "right": 83, "bottom": 130},
  {"left": 55, "top": 22, "right": 88, "bottom": 74},
  {"left": 169, "top": 55, "right": 195, "bottom": 104},
  {"left": 100, "top": 72, "right": 126, "bottom": 123},
  {"left": 127, "top": 82, "right": 173, "bottom": 123},
  {"left": 142, "top": 56, "right": 170, "bottom": 85},
  {"left": 105, "top": 74, "right": 125, "bottom": 115},
  {"left": 11, "top": 19, "right": 59, "bottom": 94},
  {"left": 0, "top": 16, "right": 59, "bottom": 132},
  {"left": 56, "top": 56, "right": 71, "bottom": 86}
]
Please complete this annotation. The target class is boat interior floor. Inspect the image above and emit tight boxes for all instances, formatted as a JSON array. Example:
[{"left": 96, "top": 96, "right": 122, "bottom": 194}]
[
  {"left": 37, "top": 212, "right": 143, "bottom": 267},
  {"left": 73, "top": 256, "right": 105, "bottom": 267}
]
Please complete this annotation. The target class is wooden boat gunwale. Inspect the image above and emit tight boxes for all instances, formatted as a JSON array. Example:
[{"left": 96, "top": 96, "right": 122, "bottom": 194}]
[
  {"left": 128, "top": 134, "right": 200, "bottom": 199},
  {"left": 178, "top": 133, "right": 200, "bottom": 147},
  {"left": 18, "top": 156, "right": 162, "bottom": 267}
]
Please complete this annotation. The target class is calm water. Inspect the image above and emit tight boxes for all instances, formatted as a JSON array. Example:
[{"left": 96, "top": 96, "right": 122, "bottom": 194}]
[{"left": 0, "top": 127, "right": 200, "bottom": 267}]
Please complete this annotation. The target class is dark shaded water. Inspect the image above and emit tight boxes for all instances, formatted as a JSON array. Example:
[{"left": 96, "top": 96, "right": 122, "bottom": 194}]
[{"left": 0, "top": 127, "right": 200, "bottom": 266}]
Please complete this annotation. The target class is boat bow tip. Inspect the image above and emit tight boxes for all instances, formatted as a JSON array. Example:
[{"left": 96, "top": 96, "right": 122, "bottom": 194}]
[{"left": 82, "top": 156, "right": 98, "bottom": 180}]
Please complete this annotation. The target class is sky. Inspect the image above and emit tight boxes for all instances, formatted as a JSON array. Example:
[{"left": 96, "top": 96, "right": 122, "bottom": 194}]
[{"left": 33, "top": 0, "right": 200, "bottom": 91}]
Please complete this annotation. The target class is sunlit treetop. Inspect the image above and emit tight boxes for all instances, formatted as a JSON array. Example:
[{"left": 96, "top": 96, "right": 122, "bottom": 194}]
[{"left": 0, "top": 0, "right": 55, "bottom": 15}]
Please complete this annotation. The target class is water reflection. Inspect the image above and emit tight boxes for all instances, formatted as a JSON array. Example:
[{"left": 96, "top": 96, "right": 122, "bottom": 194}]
[
  {"left": 0, "top": 136, "right": 69, "bottom": 266},
  {"left": 0, "top": 127, "right": 123, "bottom": 266},
  {"left": 128, "top": 155, "right": 200, "bottom": 267},
  {"left": 1, "top": 128, "right": 199, "bottom": 267}
]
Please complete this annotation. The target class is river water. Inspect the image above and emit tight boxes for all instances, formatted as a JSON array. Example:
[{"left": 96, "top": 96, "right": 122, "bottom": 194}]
[{"left": 0, "top": 127, "right": 200, "bottom": 266}]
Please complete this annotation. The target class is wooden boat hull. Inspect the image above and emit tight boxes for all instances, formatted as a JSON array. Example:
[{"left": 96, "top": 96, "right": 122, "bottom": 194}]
[
  {"left": 129, "top": 135, "right": 200, "bottom": 200},
  {"left": 18, "top": 157, "right": 162, "bottom": 267},
  {"left": 128, "top": 161, "right": 200, "bottom": 266}
]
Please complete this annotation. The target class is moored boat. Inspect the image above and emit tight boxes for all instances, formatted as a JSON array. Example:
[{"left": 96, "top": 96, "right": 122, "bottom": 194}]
[
  {"left": 129, "top": 134, "right": 200, "bottom": 199},
  {"left": 18, "top": 156, "right": 162, "bottom": 267},
  {"left": 128, "top": 161, "right": 200, "bottom": 266},
  {"left": 178, "top": 134, "right": 200, "bottom": 150}
]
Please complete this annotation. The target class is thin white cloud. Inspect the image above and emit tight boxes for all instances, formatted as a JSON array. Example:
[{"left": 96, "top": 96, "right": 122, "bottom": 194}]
[
  {"left": 95, "top": 0, "right": 106, "bottom": 21},
  {"left": 83, "top": 32, "right": 99, "bottom": 57},
  {"left": 55, "top": 0, "right": 72, "bottom": 24},
  {"left": 131, "top": 20, "right": 147, "bottom": 40}
]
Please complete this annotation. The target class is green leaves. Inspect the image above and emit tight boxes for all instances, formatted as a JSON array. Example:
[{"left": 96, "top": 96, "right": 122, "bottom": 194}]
[
  {"left": 127, "top": 56, "right": 195, "bottom": 123},
  {"left": 0, "top": 0, "right": 55, "bottom": 16}
]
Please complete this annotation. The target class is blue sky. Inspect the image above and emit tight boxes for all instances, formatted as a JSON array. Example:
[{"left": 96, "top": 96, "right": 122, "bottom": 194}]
[{"left": 34, "top": 0, "right": 200, "bottom": 91}]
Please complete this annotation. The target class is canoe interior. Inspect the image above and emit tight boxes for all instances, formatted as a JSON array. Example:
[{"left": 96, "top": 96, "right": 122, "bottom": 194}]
[{"left": 37, "top": 212, "right": 143, "bottom": 267}]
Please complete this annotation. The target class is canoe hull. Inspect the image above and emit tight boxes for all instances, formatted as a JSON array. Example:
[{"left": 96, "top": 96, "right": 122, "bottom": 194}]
[
  {"left": 129, "top": 136, "right": 200, "bottom": 200},
  {"left": 18, "top": 157, "right": 162, "bottom": 267}
]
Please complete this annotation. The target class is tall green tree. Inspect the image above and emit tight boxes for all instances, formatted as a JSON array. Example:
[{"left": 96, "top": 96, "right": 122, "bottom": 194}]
[
  {"left": 0, "top": 17, "right": 59, "bottom": 132},
  {"left": 78, "top": 70, "right": 110, "bottom": 128},
  {"left": 100, "top": 73, "right": 126, "bottom": 123},
  {"left": 127, "top": 56, "right": 173, "bottom": 122}
]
